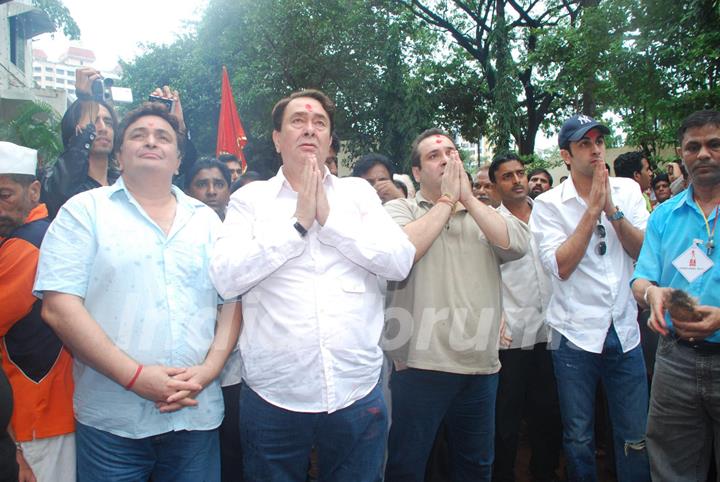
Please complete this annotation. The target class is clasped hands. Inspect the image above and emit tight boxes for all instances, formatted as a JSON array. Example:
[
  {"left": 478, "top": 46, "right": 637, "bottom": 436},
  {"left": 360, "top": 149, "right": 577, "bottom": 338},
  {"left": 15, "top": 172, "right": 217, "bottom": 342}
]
[
  {"left": 588, "top": 160, "right": 618, "bottom": 218},
  {"left": 440, "top": 152, "right": 473, "bottom": 206},
  {"left": 294, "top": 155, "right": 330, "bottom": 230},
  {"left": 130, "top": 363, "right": 215, "bottom": 414}
]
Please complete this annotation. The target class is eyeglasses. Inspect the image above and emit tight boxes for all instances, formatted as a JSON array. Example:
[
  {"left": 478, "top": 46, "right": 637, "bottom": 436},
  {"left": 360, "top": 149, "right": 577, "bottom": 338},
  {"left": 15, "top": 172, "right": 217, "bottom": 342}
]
[{"left": 595, "top": 222, "right": 607, "bottom": 256}]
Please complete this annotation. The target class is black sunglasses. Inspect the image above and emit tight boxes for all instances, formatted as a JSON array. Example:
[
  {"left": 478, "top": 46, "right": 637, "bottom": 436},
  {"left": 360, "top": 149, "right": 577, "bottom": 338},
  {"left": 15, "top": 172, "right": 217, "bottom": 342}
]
[{"left": 595, "top": 222, "right": 607, "bottom": 256}]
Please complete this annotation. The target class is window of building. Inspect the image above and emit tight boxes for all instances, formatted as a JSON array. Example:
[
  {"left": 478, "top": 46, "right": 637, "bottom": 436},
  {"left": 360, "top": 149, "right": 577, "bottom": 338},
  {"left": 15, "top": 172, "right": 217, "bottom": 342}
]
[
  {"left": 67, "top": 80, "right": 75, "bottom": 85},
  {"left": 45, "top": 76, "right": 53, "bottom": 82},
  {"left": 56, "top": 68, "right": 65, "bottom": 75},
  {"left": 68, "top": 89, "right": 75, "bottom": 95},
  {"left": 34, "top": 66, "right": 41, "bottom": 72},
  {"left": 45, "top": 66, "right": 53, "bottom": 72},
  {"left": 8, "top": 16, "right": 26, "bottom": 71}
]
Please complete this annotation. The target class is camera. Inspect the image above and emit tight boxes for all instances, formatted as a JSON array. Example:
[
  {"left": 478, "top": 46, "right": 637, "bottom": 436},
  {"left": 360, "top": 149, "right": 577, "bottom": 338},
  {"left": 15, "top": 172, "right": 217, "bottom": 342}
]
[
  {"left": 148, "top": 95, "right": 174, "bottom": 111},
  {"left": 91, "top": 78, "right": 106, "bottom": 102}
]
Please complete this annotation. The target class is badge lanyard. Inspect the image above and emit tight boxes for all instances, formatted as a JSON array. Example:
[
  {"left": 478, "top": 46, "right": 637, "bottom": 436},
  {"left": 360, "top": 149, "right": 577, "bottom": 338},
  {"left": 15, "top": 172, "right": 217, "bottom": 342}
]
[{"left": 700, "top": 204, "right": 719, "bottom": 256}]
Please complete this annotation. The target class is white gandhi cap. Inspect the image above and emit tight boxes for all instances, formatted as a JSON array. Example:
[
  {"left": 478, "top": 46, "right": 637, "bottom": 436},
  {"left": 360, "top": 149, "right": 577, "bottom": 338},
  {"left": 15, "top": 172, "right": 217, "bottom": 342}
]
[{"left": 0, "top": 141, "right": 38, "bottom": 176}]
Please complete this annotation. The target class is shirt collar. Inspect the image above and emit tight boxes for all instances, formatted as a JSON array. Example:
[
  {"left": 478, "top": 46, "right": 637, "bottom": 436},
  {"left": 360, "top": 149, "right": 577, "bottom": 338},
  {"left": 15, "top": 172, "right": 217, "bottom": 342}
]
[
  {"left": 109, "top": 176, "right": 203, "bottom": 211},
  {"left": 498, "top": 196, "right": 533, "bottom": 214},
  {"left": 672, "top": 185, "right": 719, "bottom": 222},
  {"left": 270, "top": 164, "right": 334, "bottom": 196},
  {"left": 24, "top": 203, "right": 49, "bottom": 224},
  {"left": 560, "top": 174, "right": 622, "bottom": 203},
  {"left": 414, "top": 190, "right": 467, "bottom": 212}
]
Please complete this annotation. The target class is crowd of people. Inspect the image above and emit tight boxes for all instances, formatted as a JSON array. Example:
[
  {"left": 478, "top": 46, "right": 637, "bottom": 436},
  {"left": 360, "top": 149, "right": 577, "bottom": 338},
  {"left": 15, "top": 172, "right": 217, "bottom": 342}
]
[{"left": 0, "top": 65, "right": 719, "bottom": 482}]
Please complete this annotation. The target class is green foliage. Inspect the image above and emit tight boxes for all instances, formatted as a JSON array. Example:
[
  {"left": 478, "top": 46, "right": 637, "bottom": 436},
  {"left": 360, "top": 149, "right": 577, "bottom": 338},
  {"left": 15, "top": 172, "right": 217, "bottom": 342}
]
[
  {"left": 32, "top": 0, "right": 80, "bottom": 39},
  {"left": 120, "top": 0, "right": 439, "bottom": 175},
  {"left": 118, "top": 0, "right": 719, "bottom": 172},
  {"left": 0, "top": 101, "right": 63, "bottom": 168}
]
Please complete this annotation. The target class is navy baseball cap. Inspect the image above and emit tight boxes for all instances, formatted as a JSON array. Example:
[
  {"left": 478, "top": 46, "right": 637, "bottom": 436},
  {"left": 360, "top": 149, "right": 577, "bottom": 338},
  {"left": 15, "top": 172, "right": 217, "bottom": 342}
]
[{"left": 558, "top": 114, "right": 610, "bottom": 149}]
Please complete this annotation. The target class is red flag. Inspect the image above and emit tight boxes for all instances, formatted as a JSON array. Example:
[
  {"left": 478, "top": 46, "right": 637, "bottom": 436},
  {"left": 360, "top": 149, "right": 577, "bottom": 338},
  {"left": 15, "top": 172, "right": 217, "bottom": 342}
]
[{"left": 216, "top": 66, "right": 248, "bottom": 171}]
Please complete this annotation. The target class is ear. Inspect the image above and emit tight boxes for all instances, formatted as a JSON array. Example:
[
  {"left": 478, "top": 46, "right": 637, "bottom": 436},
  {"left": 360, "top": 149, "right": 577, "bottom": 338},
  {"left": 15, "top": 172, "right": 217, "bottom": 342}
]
[
  {"left": 675, "top": 146, "right": 682, "bottom": 159},
  {"left": 411, "top": 165, "right": 421, "bottom": 183},
  {"left": 28, "top": 180, "right": 41, "bottom": 203},
  {"left": 560, "top": 148, "right": 572, "bottom": 165},
  {"left": 633, "top": 171, "right": 642, "bottom": 183},
  {"left": 272, "top": 130, "right": 281, "bottom": 153}
]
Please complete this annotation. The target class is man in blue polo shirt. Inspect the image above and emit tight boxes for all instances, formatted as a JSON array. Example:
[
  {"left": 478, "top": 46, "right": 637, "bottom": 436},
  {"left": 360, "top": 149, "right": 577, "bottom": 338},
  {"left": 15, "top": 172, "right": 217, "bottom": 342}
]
[{"left": 632, "top": 110, "right": 720, "bottom": 481}]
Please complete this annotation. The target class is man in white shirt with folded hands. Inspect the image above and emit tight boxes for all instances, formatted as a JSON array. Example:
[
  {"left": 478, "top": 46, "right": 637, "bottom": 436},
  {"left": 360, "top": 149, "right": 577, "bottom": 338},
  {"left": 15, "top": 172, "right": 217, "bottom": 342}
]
[
  {"left": 530, "top": 114, "right": 651, "bottom": 481},
  {"left": 210, "top": 89, "right": 415, "bottom": 482}
]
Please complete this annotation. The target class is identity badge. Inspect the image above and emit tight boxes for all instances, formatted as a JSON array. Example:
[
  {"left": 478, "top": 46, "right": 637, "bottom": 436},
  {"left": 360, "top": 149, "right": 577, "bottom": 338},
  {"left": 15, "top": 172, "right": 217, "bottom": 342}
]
[{"left": 672, "top": 243, "right": 714, "bottom": 283}]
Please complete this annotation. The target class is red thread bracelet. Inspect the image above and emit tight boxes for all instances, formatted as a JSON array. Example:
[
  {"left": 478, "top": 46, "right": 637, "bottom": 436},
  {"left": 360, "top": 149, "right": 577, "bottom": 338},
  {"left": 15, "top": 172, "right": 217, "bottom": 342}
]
[{"left": 125, "top": 364, "right": 143, "bottom": 390}]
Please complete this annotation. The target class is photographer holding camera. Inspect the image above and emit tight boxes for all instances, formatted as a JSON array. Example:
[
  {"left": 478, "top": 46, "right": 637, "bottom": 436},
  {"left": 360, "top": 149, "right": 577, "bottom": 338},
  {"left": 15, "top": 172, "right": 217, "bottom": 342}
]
[
  {"left": 42, "top": 67, "right": 120, "bottom": 219},
  {"left": 43, "top": 68, "right": 197, "bottom": 219}
]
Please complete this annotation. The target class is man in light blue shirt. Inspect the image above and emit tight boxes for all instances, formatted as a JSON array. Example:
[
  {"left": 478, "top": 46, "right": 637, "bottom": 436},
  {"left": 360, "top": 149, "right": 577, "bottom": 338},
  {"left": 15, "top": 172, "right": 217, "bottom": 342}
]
[
  {"left": 632, "top": 110, "right": 720, "bottom": 481},
  {"left": 35, "top": 103, "right": 240, "bottom": 481}
]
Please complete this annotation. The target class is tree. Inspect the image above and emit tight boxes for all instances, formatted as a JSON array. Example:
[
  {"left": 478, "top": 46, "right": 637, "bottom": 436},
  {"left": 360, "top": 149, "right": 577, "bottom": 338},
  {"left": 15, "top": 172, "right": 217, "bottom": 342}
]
[
  {"left": 32, "top": 0, "right": 80, "bottom": 39},
  {"left": 607, "top": 0, "right": 720, "bottom": 158},
  {"left": 395, "top": 0, "right": 596, "bottom": 155},
  {"left": 0, "top": 101, "right": 63, "bottom": 167},
  {"left": 120, "top": 0, "right": 438, "bottom": 175}
]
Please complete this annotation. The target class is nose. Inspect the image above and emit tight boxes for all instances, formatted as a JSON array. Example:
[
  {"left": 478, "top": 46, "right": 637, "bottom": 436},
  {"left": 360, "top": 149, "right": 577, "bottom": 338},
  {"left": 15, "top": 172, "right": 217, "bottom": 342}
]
[
  {"left": 302, "top": 119, "right": 315, "bottom": 136},
  {"left": 96, "top": 117, "right": 107, "bottom": 131},
  {"left": 512, "top": 173, "right": 521, "bottom": 184},
  {"left": 697, "top": 143, "right": 712, "bottom": 159}
]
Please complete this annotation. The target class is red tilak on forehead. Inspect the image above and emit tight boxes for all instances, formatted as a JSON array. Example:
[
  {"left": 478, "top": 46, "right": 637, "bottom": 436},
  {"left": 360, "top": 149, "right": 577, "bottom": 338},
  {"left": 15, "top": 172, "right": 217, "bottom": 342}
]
[
  {"left": 435, "top": 135, "right": 444, "bottom": 144},
  {"left": 585, "top": 128, "right": 602, "bottom": 141},
  {"left": 305, "top": 104, "right": 313, "bottom": 111}
]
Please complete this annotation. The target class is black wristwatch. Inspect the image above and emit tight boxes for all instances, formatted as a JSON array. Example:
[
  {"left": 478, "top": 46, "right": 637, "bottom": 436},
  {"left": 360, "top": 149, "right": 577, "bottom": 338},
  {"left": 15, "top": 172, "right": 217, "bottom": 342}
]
[{"left": 293, "top": 218, "right": 308, "bottom": 237}]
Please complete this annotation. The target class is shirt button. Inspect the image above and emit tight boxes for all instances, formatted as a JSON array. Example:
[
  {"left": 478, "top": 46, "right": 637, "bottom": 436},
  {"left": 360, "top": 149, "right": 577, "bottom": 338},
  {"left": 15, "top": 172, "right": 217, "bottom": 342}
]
[{"left": 84, "top": 144, "right": 90, "bottom": 149}]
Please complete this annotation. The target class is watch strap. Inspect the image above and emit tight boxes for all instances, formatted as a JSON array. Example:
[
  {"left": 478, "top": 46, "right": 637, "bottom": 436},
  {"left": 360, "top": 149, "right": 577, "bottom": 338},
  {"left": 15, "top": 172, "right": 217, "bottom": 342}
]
[{"left": 293, "top": 221, "right": 308, "bottom": 237}]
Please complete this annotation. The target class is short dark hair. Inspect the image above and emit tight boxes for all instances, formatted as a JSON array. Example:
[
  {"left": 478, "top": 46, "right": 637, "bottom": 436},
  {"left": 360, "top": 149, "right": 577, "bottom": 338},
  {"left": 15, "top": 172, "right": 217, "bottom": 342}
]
[
  {"left": 678, "top": 110, "right": 720, "bottom": 145},
  {"left": 272, "top": 89, "right": 335, "bottom": 133},
  {"left": 61, "top": 98, "right": 119, "bottom": 149},
  {"left": 488, "top": 152, "right": 523, "bottom": 183},
  {"left": 3, "top": 173, "right": 36, "bottom": 187},
  {"left": 394, "top": 179, "right": 408, "bottom": 197},
  {"left": 613, "top": 151, "right": 645, "bottom": 179},
  {"left": 651, "top": 172, "right": 670, "bottom": 189},
  {"left": 351, "top": 153, "right": 394, "bottom": 178},
  {"left": 527, "top": 167, "right": 553, "bottom": 187},
  {"left": 218, "top": 153, "right": 239, "bottom": 164},
  {"left": 410, "top": 128, "right": 454, "bottom": 168},
  {"left": 184, "top": 158, "right": 231, "bottom": 191},
  {"left": 330, "top": 132, "right": 341, "bottom": 154},
  {"left": 117, "top": 102, "right": 185, "bottom": 157}
]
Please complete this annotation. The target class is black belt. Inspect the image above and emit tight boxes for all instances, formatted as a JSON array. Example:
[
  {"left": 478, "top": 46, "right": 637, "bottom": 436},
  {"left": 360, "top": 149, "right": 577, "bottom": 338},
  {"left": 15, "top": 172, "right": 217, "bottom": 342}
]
[{"left": 672, "top": 335, "right": 720, "bottom": 354}]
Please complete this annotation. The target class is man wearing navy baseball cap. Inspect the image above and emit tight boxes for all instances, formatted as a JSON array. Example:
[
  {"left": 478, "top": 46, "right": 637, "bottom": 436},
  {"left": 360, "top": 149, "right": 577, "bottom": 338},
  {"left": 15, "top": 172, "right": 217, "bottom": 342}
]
[{"left": 529, "top": 114, "right": 651, "bottom": 480}]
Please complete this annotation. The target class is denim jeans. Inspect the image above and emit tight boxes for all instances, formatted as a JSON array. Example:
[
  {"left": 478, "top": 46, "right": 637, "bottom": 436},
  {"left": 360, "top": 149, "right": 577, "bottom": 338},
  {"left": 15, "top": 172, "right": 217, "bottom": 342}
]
[
  {"left": 552, "top": 325, "right": 650, "bottom": 482},
  {"left": 384, "top": 368, "right": 499, "bottom": 482},
  {"left": 647, "top": 336, "right": 720, "bottom": 481},
  {"left": 239, "top": 382, "right": 387, "bottom": 482},
  {"left": 76, "top": 422, "right": 220, "bottom": 482}
]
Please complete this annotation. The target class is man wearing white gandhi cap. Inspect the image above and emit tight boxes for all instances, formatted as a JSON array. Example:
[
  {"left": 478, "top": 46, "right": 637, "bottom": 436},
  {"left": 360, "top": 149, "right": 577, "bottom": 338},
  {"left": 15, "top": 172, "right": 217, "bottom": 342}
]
[{"left": 0, "top": 141, "right": 77, "bottom": 482}]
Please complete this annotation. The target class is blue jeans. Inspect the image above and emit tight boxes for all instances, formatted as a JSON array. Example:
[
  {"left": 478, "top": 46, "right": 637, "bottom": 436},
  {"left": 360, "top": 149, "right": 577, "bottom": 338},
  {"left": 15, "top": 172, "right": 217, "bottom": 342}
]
[
  {"left": 385, "top": 368, "right": 499, "bottom": 482},
  {"left": 76, "top": 422, "right": 220, "bottom": 482},
  {"left": 647, "top": 336, "right": 720, "bottom": 481},
  {"left": 239, "top": 382, "right": 387, "bottom": 482},
  {"left": 552, "top": 325, "right": 650, "bottom": 482}
]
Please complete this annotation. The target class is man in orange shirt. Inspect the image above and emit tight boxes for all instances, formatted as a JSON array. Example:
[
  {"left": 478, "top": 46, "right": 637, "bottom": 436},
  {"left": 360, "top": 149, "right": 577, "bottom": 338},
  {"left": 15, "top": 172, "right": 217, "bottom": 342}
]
[{"left": 0, "top": 142, "right": 75, "bottom": 481}]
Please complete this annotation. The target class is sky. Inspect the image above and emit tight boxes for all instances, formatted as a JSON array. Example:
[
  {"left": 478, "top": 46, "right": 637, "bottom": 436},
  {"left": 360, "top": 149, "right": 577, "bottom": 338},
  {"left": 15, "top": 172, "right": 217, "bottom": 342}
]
[{"left": 33, "top": 0, "right": 208, "bottom": 71}]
